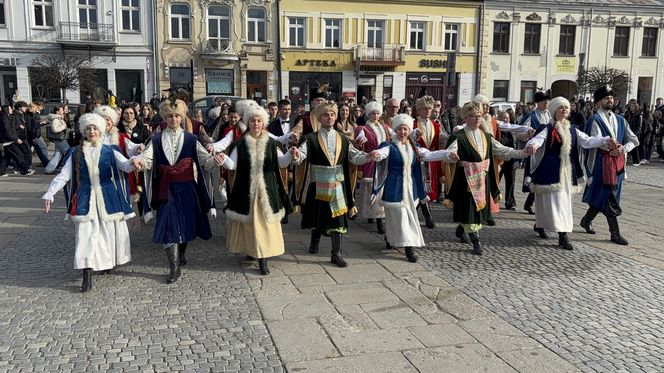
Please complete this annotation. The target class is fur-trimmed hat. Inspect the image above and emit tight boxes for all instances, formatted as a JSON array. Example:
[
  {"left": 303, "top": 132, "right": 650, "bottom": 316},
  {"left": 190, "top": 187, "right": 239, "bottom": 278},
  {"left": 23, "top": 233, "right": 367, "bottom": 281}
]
[
  {"left": 235, "top": 99, "right": 259, "bottom": 118},
  {"left": 78, "top": 113, "right": 106, "bottom": 134},
  {"left": 548, "top": 97, "right": 570, "bottom": 119},
  {"left": 364, "top": 101, "right": 382, "bottom": 117},
  {"left": 94, "top": 105, "right": 118, "bottom": 125},
  {"left": 159, "top": 99, "right": 188, "bottom": 119},
  {"left": 415, "top": 95, "right": 435, "bottom": 110},
  {"left": 460, "top": 101, "right": 482, "bottom": 119},
  {"left": 391, "top": 114, "right": 414, "bottom": 132},
  {"left": 472, "top": 94, "right": 490, "bottom": 105},
  {"left": 593, "top": 85, "right": 615, "bottom": 102},
  {"left": 313, "top": 101, "right": 338, "bottom": 121},
  {"left": 242, "top": 105, "right": 270, "bottom": 127}
]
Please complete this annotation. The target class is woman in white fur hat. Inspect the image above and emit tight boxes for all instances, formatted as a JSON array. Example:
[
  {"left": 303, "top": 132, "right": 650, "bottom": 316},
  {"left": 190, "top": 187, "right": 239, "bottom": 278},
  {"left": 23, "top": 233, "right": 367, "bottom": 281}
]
[
  {"left": 372, "top": 114, "right": 458, "bottom": 262},
  {"left": 42, "top": 113, "right": 140, "bottom": 292},
  {"left": 525, "top": 96, "right": 616, "bottom": 250}
]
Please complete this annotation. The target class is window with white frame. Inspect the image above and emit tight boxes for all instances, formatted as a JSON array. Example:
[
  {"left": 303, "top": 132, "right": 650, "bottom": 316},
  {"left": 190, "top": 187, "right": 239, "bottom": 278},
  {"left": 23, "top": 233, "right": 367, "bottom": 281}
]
[
  {"left": 0, "top": 0, "right": 6, "bottom": 27},
  {"left": 208, "top": 5, "right": 230, "bottom": 50},
  {"left": 78, "top": 0, "right": 98, "bottom": 29},
  {"left": 170, "top": 3, "right": 190, "bottom": 40},
  {"left": 121, "top": 0, "right": 140, "bottom": 31},
  {"left": 325, "top": 19, "right": 341, "bottom": 48},
  {"left": 367, "top": 20, "right": 384, "bottom": 48},
  {"left": 444, "top": 23, "right": 459, "bottom": 51},
  {"left": 409, "top": 22, "right": 425, "bottom": 50},
  {"left": 247, "top": 8, "right": 266, "bottom": 43},
  {"left": 34, "top": 0, "right": 54, "bottom": 28},
  {"left": 288, "top": 17, "right": 305, "bottom": 47}
]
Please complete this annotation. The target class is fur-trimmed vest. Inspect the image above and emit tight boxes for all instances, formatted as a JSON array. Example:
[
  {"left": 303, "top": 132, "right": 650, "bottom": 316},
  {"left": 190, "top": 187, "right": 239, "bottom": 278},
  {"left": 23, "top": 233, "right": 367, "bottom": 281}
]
[
  {"left": 530, "top": 122, "right": 584, "bottom": 192},
  {"left": 226, "top": 133, "right": 292, "bottom": 223},
  {"left": 379, "top": 141, "right": 426, "bottom": 206},
  {"left": 65, "top": 144, "right": 134, "bottom": 222}
]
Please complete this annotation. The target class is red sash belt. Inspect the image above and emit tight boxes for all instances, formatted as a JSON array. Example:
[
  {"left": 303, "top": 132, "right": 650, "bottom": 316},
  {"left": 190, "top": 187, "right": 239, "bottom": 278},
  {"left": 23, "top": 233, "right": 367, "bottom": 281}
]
[
  {"left": 157, "top": 157, "right": 195, "bottom": 200},
  {"left": 600, "top": 150, "right": 625, "bottom": 187}
]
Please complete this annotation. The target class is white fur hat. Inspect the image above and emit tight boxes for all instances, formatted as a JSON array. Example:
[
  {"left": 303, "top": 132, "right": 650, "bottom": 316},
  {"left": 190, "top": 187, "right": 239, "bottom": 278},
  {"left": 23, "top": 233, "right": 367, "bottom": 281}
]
[
  {"left": 94, "top": 105, "right": 118, "bottom": 125},
  {"left": 78, "top": 113, "right": 106, "bottom": 134},
  {"left": 549, "top": 96, "right": 570, "bottom": 119},
  {"left": 243, "top": 105, "right": 269, "bottom": 127},
  {"left": 364, "top": 101, "right": 382, "bottom": 117},
  {"left": 472, "top": 94, "right": 490, "bottom": 105},
  {"left": 391, "top": 114, "right": 414, "bottom": 132},
  {"left": 235, "top": 99, "right": 259, "bottom": 117},
  {"left": 208, "top": 106, "right": 222, "bottom": 120}
]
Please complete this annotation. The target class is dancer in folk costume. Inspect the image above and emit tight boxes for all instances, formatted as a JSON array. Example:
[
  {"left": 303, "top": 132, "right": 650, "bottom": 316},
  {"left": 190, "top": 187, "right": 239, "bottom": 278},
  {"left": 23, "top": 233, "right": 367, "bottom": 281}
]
[
  {"left": 580, "top": 86, "right": 639, "bottom": 245},
  {"left": 412, "top": 96, "right": 444, "bottom": 228},
  {"left": 219, "top": 106, "right": 294, "bottom": 275},
  {"left": 136, "top": 100, "right": 222, "bottom": 284},
  {"left": 525, "top": 97, "right": 615, "bottom": 250},
  {"left": 372, "top": 114, "right": 459, "bottom": 262},
  {"left": 444, "top": 102, "right": 533, "bottom": 255},
  {"left": 43, "top": 113, "right": 139, "bottom": 292},
  {"left": 520, "top": 92, "right": 551, "bottom": 215},
  {"left": 292, "top": 102, "right": 380, "bottom": 267},
  {"left": 354, "top": 101, "right": 391, "bottom": 233}
]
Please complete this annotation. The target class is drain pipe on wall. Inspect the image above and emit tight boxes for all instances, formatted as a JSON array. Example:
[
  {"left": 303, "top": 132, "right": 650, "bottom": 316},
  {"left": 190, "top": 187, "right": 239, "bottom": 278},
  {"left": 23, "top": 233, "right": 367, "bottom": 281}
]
[{"left": 275, "top": 0, "right": 283, "bottom": 99}]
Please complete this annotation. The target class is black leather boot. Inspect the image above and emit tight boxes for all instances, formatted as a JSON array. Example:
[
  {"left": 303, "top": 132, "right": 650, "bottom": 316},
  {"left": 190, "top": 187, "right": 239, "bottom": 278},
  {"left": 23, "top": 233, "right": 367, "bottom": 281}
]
[
  {"left": 178, "top": 242, "right": 188, "bottom": 266},
  {"left": 376, "top": 218, "right": 385, "bottom": 234},
  {"left": 404, "top": 247, "right": 418, "bottom": 263},
  {"left": 419, "top": 202, "right": 435, "bottom": 229},
  {"left": 468, "top": 232, "right": 482, "bottom": 255},
  {"left": 524, "top": 193, "right": 535, "bottom": 215},
  {"left": 330, "top": 232, "right": 347, "bottom": 267},
  {"left": 455, "top": 224, "right": 468, "bottom": 243},
  {"left": 258, "top": 258, "right": 270, "bottom": 275},
  {"left": 81, "top": 268, "right": 92, "bottom": 293},
  {"left": 385, "top": 236, "right": 392, "bottom": 250},
  {"left": 309, "top": 229, "right": 322, "bottom": 254},
  {"left": 534, "top": 224, "right": 548, "bottom": 239},
  {"left": 607, "top": 216, "right": 628, "bottom": 245},
  {"left": 580, "top": 207, "right": 599, "bottom": 234},
  {"left": 166, "top": 244, "right": 181, "bottom": 284},
  {"left": 558, "top": 232, "right": 574, "bottom": 250},
  {"left": 485, "top": 217, "right": 496, "bottom": 226}
]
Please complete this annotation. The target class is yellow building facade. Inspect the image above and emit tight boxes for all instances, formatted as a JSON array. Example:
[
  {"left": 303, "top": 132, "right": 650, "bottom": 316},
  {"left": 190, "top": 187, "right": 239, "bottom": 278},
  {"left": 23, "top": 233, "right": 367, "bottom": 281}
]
[
  {"left": 279, "top": 0, "right": 481, "bottom": 109},
  {"left": 155, "top": 0, "right": 278, "bottom": 102}
]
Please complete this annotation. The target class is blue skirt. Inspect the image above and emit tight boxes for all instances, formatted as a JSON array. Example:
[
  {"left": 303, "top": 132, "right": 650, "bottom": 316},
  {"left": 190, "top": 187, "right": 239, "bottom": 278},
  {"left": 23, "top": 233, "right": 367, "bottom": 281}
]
[{"left": 153, "top": 181, "right": 212, "bottom": 244}]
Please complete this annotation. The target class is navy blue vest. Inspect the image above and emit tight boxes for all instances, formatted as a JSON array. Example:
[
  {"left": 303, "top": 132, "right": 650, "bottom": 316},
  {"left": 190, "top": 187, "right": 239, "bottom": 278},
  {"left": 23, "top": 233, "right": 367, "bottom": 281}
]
[
  {"left": 531, "top": 124, "right": 584, "bottom": 187},
  {"left": 377, "top": 142, "right": 427, "bottom": 203}
]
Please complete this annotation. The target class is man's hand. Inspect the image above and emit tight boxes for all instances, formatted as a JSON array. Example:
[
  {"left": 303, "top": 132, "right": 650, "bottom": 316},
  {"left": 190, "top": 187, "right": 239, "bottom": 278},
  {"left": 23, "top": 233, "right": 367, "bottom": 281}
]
[
  {"left": 137, "top": 144, "right": 145, "bottom": 153},
  {"left": 290, "top": 146, "right": 300, "bottom": 159},
  {"left": 206, "top": 144, "right": 215, "bottom": 153},
  {"left": 524, "top": 144, "right": 536, "bottom": 156},
  {"left": 16, "top": 139, "right": 22, "bottom": 145},
  {"left": 606, "top": 138, "right": 619, "bottom": 149},
  {"left": 132, "top": 157, "right": 143, "bottom": 171},
  {"left": 44, "top": 200, "right": 51, "bottom": 214},
  {"left": 214, "top": 153, "right": 225, "bottom": 166},
  {"left": 369, "top": 150, "right": 381, "bottom": 160},
  {"left": 609, "top": 144, "right": 624, "bottom": 157},
  {"left": 448, "top": 152, "right": 459, "bottom": 162}
]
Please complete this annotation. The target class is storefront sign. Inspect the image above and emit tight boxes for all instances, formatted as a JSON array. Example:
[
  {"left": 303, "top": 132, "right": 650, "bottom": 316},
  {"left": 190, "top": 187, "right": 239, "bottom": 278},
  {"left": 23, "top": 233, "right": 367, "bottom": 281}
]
[
  {"left": 418, "top": 59, "right": 448, "bottom": 69},
  {"left": 555, "top": 57, "right": 576, "bottom": 74},
  {"left": 205, "top": 69, "right": 233, "bottom": 95},
  {"left": 295, "top": 59, "right": 337, "bottom": 67}
]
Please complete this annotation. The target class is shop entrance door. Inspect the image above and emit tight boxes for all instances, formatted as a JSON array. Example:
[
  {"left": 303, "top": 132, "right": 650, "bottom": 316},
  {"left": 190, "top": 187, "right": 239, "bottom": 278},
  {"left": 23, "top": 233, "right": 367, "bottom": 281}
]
[{"left": 246, "top": 71, "right": 267, "bottom": 102}]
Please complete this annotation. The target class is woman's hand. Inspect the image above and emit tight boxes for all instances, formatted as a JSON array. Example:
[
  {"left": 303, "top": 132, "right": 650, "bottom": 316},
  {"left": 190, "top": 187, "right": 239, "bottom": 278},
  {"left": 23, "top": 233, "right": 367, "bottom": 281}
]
[
  {"left": 448, "top": 152, "right": 459, "bottom": 162},
  {"left": 44, "top": 200, "right": 51, "bottom": 214},
  {"left": 214, "top": 153, "right": 225, "bottom": 166}
]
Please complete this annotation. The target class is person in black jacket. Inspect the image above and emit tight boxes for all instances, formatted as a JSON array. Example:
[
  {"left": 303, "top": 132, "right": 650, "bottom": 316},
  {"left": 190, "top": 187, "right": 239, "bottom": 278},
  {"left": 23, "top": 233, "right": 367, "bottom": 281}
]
[
  {"left": 624, "top": 99, "right": 643, "bottom": 166},
  {"left": 12, "top": 102, "right": 34, "bottom": 169},
  {"left": 0, "top": 107, "right": 33, "bottom": 176},
  {"left": 118, "top": 105, "right": 150, "bottom": 144},
  {"left": 25, "top": 102, "right": 50, "bottom": 167},
  {"left": 568, "top": 102, "right": 586, "bottom": 131}
]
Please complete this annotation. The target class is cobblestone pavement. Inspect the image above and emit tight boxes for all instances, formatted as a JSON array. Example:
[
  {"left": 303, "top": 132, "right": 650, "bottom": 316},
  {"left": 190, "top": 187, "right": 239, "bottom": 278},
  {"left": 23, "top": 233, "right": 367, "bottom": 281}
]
[{"left": 414, "top": 161, "right": 664, "bottom": 373}]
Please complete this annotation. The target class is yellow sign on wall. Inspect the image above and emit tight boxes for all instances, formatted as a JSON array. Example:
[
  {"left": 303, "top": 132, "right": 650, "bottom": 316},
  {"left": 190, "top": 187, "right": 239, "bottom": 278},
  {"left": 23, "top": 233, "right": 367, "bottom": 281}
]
[{"left": 556, "top": 57, "right": 576, "bottom": 74}]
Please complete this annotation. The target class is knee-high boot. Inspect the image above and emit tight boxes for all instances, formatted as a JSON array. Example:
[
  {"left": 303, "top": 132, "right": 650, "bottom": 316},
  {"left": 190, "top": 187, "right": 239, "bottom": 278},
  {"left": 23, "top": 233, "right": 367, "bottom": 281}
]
[
  {"left": 166, "top": 244, "right": 181, "bottom": 284},
  {"left": 468, "top": 232, "right": 482, "bottom": 255},
  {"left": 404, "top": 247, "right": 418, "bottom": 263},
  {"left": 419, "top": 202, "right": 435, "bottom": 229},
  {"left": 607, "top": 216, "right": 628, "bottom": 245},
  {"left": 178, "top": 242, "right": 188, "bottom": 266},
  {"left": 81, "top": 268, "right": 92, "bottom": 292},
  {"left": 580, "top": 207, "right": 600, "bottom": 234},
  {"left": 258, "top": 258, "right": 270, "bottom": 275},
  {"left": 330, "top": 232, "right": 347, "bottom": 267},
  {"left": 376, "top": 218, "right": 385, "bottom": 234},
  {"left": 309, "top": 229, "right": 322, "bottom": 254}
]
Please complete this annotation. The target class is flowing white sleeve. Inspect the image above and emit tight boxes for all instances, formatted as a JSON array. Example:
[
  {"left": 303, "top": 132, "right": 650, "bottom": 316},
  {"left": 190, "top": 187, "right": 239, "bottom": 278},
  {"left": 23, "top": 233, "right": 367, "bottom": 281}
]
[
  {"left": 292, "top": 141, "right": 308, "bottom": 165},
  {"left": 212, "top": 131, "right": 234, "bottom": 153},
  {"left": 420, "top": 148, "right": 454, "bottom": 162},
  {"left": 375, "top": 146, "right": 390, "bottom": 161},
  {"left": 492, "top": 138, "right": 527, "bottom": 160},
  {"left": 136, "top": 143, "right": 154, "bottom": 170},
  {"left": 196, "top": 142, "right": 217, "bottom": 170},
  {"left": 114, "top": 150, "right": 137, "bottom": 173},
  {"left": 221, "top": 148, "right": 237, "bottom": 170},
  {"left": 42, "top": 157, "right": 73, "bottom": 201},
  {"left": 277, "top": 149, "right": 293, "bottom": 167},
  {"left": 575, "top": 129, "right": 609, "bottom": 149},
  {"left": 124, "top": 140, "right": 141, "bottom": 156},
  {"left": 348, "top": 143, "right": 371, "bottom": 165},
  {"left": 499, "top": 121, "right": 531, "bottom": 133},
  {"left": 622, "top": 125, "right": 640, "bottom": 153},
  {"left": 526, "top": 129, "right": 548, "bottom": 150}
]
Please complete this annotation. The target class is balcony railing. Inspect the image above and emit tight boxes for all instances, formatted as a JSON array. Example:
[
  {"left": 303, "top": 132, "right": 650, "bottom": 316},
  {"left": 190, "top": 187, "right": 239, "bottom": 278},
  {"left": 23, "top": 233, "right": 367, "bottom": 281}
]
[
  {"left": 57, "top": 22, "right": 115, "bottom": 44},
  {"left": 354, "top": 44, "right": 405, "bottom": 65},
  {"left": 202, "top": 38, "right": 235, "bottom": 56}
]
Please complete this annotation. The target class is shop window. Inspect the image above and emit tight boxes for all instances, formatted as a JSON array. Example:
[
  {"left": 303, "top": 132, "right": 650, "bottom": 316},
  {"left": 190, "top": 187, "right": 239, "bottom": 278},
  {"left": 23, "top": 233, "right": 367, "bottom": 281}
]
[
  {"left": 170, "top": 3, "right": 190, "bottom": 40},
  {"left": 493, "top": 22, "right": 509, "bottom": 53}
]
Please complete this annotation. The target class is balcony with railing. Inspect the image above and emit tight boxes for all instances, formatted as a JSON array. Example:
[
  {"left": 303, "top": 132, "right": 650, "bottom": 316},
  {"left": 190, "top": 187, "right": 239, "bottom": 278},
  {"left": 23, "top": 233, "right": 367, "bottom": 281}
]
[
  {"left": 354, "top": 44, "right": 405, "bottom": 70},
  {"left": 201, "top": 38, "right": 238, "bottom": 60},
  {"left": 57, "top": 22, "right": 115, "bottom": 49}
]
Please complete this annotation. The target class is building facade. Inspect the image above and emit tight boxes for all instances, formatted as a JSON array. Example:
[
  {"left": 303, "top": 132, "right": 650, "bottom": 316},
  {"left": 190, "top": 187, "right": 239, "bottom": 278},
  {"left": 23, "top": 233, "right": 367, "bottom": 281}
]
[
  {"left": 278, "top": 0, "right": 481, "bottom": 109},
  {"left": 480, "top": 0, "right": 664, "bottom": 106},
  {"left": 0, "top": 0, "right": 154, "bottom": 105},
  {"left": 154, "top": 0, "right": 278, "bottom": 102}
]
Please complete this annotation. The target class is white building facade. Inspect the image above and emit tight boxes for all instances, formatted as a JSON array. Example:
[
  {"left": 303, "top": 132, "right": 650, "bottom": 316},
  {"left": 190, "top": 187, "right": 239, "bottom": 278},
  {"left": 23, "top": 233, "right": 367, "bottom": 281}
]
[
  {"left": 480, "top": 0, "right": 664, "bottom": 106},
  {"left": 0, "top": 0, "right": 155, "bottom": 105}
]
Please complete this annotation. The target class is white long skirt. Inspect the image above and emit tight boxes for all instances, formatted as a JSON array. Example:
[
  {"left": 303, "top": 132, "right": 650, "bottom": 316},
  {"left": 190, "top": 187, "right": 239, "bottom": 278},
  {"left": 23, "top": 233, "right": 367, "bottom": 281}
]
[
  {"left": 355, "top": 179, "right": 385, "bottom": 219},
  {"left": 534, "top": 175, "right": 574, "bottom": 233},
  {"left": 73, "top": 193, "right": 131, "bottom": 270},
  {"left": 384, "top": 185, "right": 426, "bottom": 248}
]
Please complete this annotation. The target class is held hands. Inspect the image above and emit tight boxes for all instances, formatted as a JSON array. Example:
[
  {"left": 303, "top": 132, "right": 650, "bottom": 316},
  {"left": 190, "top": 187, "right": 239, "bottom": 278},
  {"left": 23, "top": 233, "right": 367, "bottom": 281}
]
[
  {"left": 524, "top": 144, "right": 536, "bottom": 156},
  {"left": 448, "top": 152, "right": 460, "bottom": 162},
  {"left": 44, "top": 200, "right": 51, "bottom": 214},
  {"left": 206, "top": 144, "right": 215, "bottom": 154},
  {"left": 288, "top": 132, "right": 300, "bottom": 144},
  {"left": 137, "top": 144, "right": 145, "bottom": 153},
  {"left": 289, "top": 146, "right": 300, "bottom": 159},
  {"left": 606, "top": 138, "right": 619, "bottom": 150},
  {"left": 609, "top": 144, "right": 624, "bottom": 157},
  {"left": 132, "top": 157, "right": 143, "bottom": 171},
  {"left": 369, "top": 150, "right": 381, "bottom": 160},
  {"left": 412, "top": 128, "right": 422, "bottom": 142},
  {"left": 214, "top": 153, "right": 225, "bottom": 167}
]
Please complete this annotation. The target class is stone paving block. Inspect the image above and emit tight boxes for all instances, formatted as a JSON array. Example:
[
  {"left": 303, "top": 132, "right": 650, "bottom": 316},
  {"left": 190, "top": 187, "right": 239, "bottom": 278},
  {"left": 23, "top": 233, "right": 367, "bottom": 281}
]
[
  {"left": 459, "top": 319, "right": 543, "bottom": 352},
  {"left": 403, "top": 344, "right": 518, "bottom": 373},
  {"left": 328, "top": 328, "right": 423, "bottom": 355},
  {"left": 323, "top": 282, "right": 400, "bottom": 305},
  {"left": 284, "top": 351, "right": 417, "bottom": 373},
  {"left": 408, "top": 323, "right": 477, "bottom": 347},
  {"left": 319, "top": 305, "right": 378, "bottom": 334},
  {"left": 435, "top": 290, "right": 497, "bottom": 321},
  {"left": 375, "top": 257, "right": 426, "bottom": 274},
  {"left": 248, "top": 276, "right": 299, "bottom": 298},
  {"left": 325, "top": 263, "right": 395, "bottom": 284},
  {"left": 497, "top": 347, "right": 581, "bottom": 373},
  {"left": 266, "top": 318, "right": 338, "bottom": 363},
  {"left": 256, "top": 293, "right": 338, "bottom": 321},
  {"left": 360, "top": 302, "right": 428, "bottom": 329},
  {"left": 288, "top": 273, "right": 336, "bottom": 290}
]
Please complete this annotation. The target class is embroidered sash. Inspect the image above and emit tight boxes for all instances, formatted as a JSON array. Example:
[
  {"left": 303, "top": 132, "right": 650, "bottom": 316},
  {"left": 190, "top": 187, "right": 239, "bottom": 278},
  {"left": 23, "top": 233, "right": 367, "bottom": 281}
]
[
  {"left": 463, "top": 159, "right": 490, "bottom": 211},
  {"left": 311, "top": 164, "right": 347, "bottom": 218}
]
